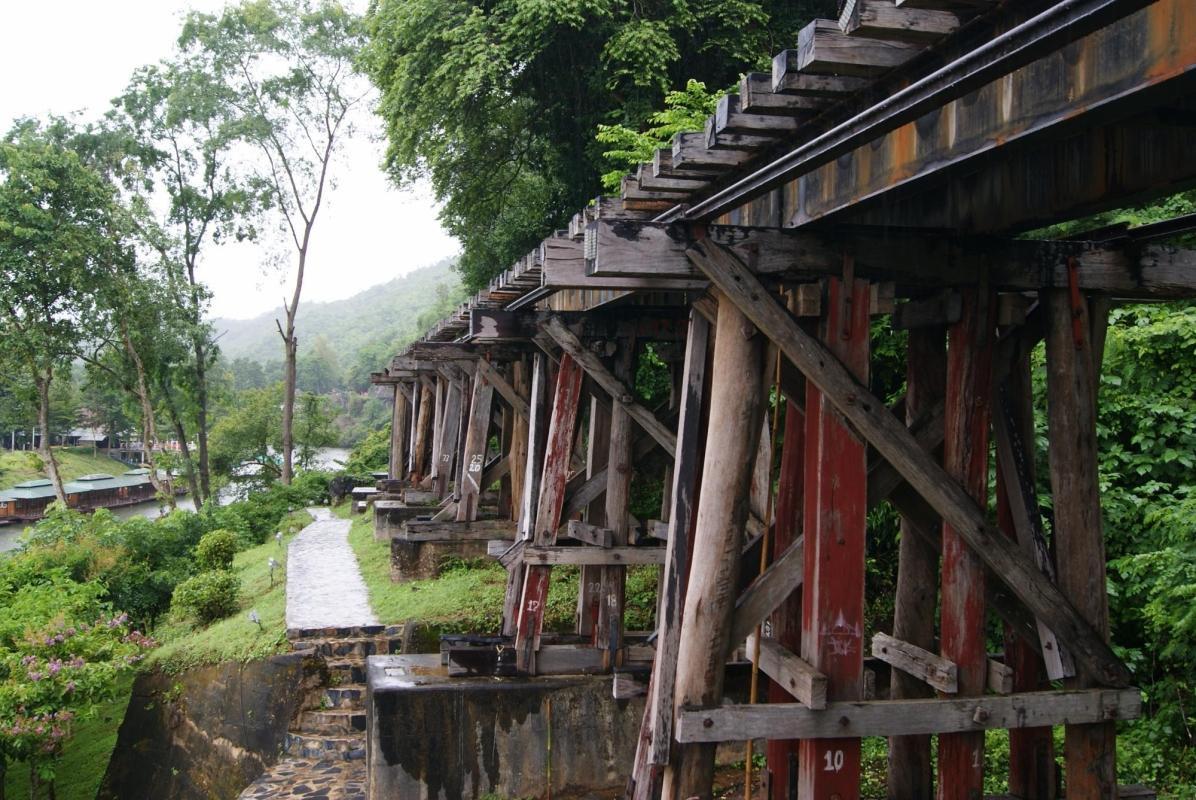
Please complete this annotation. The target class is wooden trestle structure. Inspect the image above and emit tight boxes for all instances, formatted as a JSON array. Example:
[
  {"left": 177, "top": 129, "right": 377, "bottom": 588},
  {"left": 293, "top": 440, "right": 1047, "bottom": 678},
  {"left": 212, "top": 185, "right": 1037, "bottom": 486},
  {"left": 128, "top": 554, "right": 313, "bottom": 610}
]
[{"left": 369, "top": 0, "right": 1196, "bottom": 796}]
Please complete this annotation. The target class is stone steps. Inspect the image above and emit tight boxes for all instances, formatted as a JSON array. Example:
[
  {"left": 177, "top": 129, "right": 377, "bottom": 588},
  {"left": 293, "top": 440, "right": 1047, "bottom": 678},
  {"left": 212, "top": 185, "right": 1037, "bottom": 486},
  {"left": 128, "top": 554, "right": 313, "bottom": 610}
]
[
  {"left": 324, "top": 658, "right": 368, "bottom": 686},
  {"left": 293, "top": 635, "right": 401, "bottom": 659},
  {"left": 322, "top": 684, "right": 365, "bottom": 709},
  {"left": 286, "top": 623, "right": 402, "bottom": 642},
  {"left": 285, "top": 731, "right": 366, "bottom": 762},
  {"left": 238, "top": 758, "right": 366, "bottom": 799},
  {"left": 300, "top": 709, "right": 367, "bottom": 736}
]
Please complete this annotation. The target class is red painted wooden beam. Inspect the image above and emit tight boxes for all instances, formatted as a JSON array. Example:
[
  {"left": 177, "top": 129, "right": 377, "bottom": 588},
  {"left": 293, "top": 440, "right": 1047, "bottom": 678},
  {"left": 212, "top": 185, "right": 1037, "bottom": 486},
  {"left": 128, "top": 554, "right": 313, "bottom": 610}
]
[
  {"left": 799, "top": 275, "right": 870, "bottom": 799},
  {"left": 938, "top": 288, "right": 996, "bottom": 798},
  {"left": 514, "top": 353, "right": 585, "bottom": 673}
]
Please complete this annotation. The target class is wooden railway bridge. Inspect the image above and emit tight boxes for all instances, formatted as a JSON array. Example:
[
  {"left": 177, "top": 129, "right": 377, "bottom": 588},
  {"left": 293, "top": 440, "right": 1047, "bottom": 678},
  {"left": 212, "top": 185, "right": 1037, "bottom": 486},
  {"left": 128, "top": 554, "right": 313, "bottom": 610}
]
[{"left": 369, "top": 0, "right": 1196, "bottom": 796}]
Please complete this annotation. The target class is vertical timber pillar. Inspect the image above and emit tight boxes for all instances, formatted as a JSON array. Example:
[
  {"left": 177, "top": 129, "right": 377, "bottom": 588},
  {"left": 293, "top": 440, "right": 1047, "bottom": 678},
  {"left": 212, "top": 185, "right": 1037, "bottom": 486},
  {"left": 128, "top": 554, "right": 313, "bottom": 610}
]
[
  {"left": 998, "top": 349, "right": 1057, "bottom": 799},
  {"left": 514, "top": 353, "right": 585, "bottom": 673},
  {"left": 412, "top": 380, "right": 435, "bottom": 482},
  {"left": 598, "top": 337, "right": 636, "bottom": 667},
  {"left": 433, "top": 378, "right": 463, "bottom": 499},
  {"left": 579, "top": 395, "right": 610, "bottom": 637},
  {"left": 503, "top": 354, "right": 547, "bottom": 636},
  {"left": 389, "top": 384, "right": 409, "bottom": 481},
  {"left": 456, "top": 364, "right": 495, "bottom": 521},
  {"left": 799, "top": 275, "right": 870, "bottom": 800},
  {"left": 938, "top": 287, "right": 996, "bottom": 800},
  {"left": 1045, "top": 288, "right": 1117, "bottom": 799},
  {"left": 507, "top": 359, "right": 530, "bottom": 523},
  {"left": 766, "top": 381, "right": 805, "bottom": 800},
  {"left": 430, "top": 376, "right": 446, "bottom": 489},
  {"left": 887, "top": 325, "right": 946, "bottom": 799},
  {"left": 662, "top": 295, "right": 765, "bottom": 800}
]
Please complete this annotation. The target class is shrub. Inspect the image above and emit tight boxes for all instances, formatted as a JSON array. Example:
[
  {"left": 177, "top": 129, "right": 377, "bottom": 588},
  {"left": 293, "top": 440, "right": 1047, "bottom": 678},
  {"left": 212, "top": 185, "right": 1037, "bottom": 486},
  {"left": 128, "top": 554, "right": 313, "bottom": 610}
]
[
  {"left": 195, "top": 529, "right": 238, "bottom": 571},
  {"left": 171, "top": 570, "right": 241, "bottom": 625}
]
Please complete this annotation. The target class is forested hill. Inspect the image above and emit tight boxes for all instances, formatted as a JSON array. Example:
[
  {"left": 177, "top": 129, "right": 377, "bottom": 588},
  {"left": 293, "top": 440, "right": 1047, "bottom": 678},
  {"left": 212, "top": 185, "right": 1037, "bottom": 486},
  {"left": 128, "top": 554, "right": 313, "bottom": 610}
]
[{"left": 211, "top": 257, "right": 458, "bottom": 367}]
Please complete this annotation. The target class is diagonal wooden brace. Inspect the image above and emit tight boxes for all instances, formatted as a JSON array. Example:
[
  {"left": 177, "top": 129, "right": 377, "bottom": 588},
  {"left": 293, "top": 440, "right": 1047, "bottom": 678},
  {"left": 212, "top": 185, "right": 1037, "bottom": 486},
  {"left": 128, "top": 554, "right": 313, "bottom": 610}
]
[{"left": 687, "top": 239, "right": 1131, "bottom": 688}]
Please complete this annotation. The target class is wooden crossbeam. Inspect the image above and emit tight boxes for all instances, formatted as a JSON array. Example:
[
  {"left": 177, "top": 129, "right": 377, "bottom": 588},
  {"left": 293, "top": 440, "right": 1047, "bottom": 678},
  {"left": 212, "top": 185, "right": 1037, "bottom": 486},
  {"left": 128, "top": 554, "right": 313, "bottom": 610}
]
[
  {"left": 797, "top": 18, "right": 921, "bottom": 76},
  {"left": 540, "top": 235, "right": 707, "bottom": 291},
  {"left": 671, "top": 131, "right": 754, "bottom": 170},
  {"left": 586, "top": 218, "right": 1196, "bottom": 298},
  {"left": 746, "top": 633, "right": 828, "bottom": 709},
  {"left": 401, "top": 519, "right": 515, "bottom": 541},
  {"left": 542, "top": 316, "right": 677, "bottom": 452},
  {"left": 739, "top": 72, "right": 827, "bottom": 116},
  {"left": 566, "top": 519, "right": 614, "bottom": 547},
  {"left": 840, "top": 0, "right": 961, "bottom": 42},
  {"left": 676, "top": 689, "right": 1142, "bottom": 743},
  {"left": 714, "top": 94, "right": 804, "bottom": 135},
  {"left": 520, "top": 546, "right": 666, "bottom": 566},
  {"left": 771, "top": 49, "right": 870, "bottom": 95},
  {"left": 687, "top": 239, "right": 1132, "bottom": 688},
  {"left": 474, "top": 358, "right": 529, "bottom": 420},
  {"left": 728, "top": 537, "right": 804, "bottom": 651},
  {"left": 872, "top": 632, "right": 958, "bottom": 694}
]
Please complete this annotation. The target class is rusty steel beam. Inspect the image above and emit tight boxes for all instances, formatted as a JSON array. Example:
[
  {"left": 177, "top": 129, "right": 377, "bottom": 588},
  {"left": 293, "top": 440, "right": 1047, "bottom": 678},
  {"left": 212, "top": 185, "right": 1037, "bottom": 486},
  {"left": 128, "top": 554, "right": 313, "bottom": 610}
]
[
  {"left": 787, "top": 0, "right": 1196, "bottom": 231},
  {"left": 675, "top": 0, "right": 1163, "bottom": 223}
]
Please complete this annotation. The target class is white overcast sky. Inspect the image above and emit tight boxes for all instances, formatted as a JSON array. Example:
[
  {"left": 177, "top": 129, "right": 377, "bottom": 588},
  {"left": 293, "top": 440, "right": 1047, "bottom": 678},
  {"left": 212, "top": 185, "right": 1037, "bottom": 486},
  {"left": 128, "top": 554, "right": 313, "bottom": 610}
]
[{"left": 1, "top": 0, "right": 460, "bottom": 320}]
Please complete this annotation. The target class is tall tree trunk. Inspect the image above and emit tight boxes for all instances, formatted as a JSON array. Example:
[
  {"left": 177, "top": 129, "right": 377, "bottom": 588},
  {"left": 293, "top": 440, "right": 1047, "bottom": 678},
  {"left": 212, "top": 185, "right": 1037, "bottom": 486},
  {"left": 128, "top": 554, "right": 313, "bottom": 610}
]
[
  {"left": 185, "top": 260, "right": 212, "bottom": 505},
  {"left": 34, "top": 368, "right": 66, "bottom": 504},
  {"left": 161, "top": 381, "right": 201, "bottom": 506},
  {"left": 279, "top": 242, "right": 309, "bottom": 486},
  {"left": 121, "top": 323, "right": 175, "bottom": 509}
]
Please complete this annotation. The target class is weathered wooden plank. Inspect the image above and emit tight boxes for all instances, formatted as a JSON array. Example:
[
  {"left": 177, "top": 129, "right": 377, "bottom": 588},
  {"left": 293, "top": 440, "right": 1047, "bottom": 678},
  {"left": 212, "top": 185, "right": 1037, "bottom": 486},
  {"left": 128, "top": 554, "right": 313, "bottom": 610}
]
[
  {"left": 676, "top": 689, "right": 1142, "bottom": 743},
  {"left": 514, "top": 353, "right": 585, "bottom": 672},
  {"left": 872, "top": 632, "right": 958, "bottom": 694},
  {"left": 893, "top": 291, "right": 962, "bottom": 329},
  {"left": 739, "top": 72, "right": 827, "bottom": 117},
  {"left": 939, "top": 288, "right": 996, "bottom": 798},
  {"left": 797, "top": 18, "right": 921, "bottom": 76},
  {"left": 503, "top": 355, "right": 547, "bottom": 636},
  {"left": 840, "top": 0, "right": 960, "bottom": 42},
  {"left": 1046, "top": 288, "right": 1119, "bottom": 799},
  {"left": 474, "top": 358, "right": 529, "bottom": 420},
  {"left": 714, "top": 94, "right": 804, "bottom": 135},
  {"left": 728, "top": 537, "right": 804, "bottom": 651},
  {"left": 704, "top": 116, "right": 781, "bottom": 151},
  {"left": 520, "top": 546, "right": 666, "bottom": 566},
  {"left": 988, "top": 659, "right": 1014, "bottom": 695},
  {"left": 566, "top": 519, "right": 614, "bottom": 548},
  {"left": 401, "top": 519, "right": 516, "bottom": 542},
  {"left": 653, "top": 145, "right": 732, "bottom": 179},
  {"left": 799, "top": 274, "right": 870, "bottom": 798},
  {"left": 389, "top": 384, "right": 409, "bottom": 481},
  {"left": 687, "top": 240, "right": 1132, "bottom": 689},
  {"left": 747, "top": 633, "right": 828, "bottom": 710},
  {"left": 614, "top": 672, "right": 649, "bottom": 700},
  {"left": 411, "top": 381, "right": 435, "bottom": 480},
  {"left": 644, "top": 310, "right": 711, "bottom": 771},
  {"left": 661, "top": 297, "right": 765, "bottom": 800},
  {"left": 600, "top": 338, "right": 636, "bottom": 666},
  {"left": 541, "top": 235, "right": 707, "bottom": 291},
  {"left": 671, "top": 131, "right": 754, "bottom": 171},
  {"left": 542, "top": 316, "right": 676, "bottom": 453},
  {"left": 771, "top": 49, "right": 871, "bottom": 95},
  {"left": 888, "top": 325, "right": 945, "bottom": 800},
  {"left": 456, "top": 369, "right": 495, "bottom": 521}
]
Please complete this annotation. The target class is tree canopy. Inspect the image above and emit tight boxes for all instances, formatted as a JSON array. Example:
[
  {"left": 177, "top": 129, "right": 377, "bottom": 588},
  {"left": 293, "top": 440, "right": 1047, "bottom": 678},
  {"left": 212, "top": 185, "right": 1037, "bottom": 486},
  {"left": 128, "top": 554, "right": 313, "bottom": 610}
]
[{"left": 361, "top": 0, "right": 833, "bottom": 291}]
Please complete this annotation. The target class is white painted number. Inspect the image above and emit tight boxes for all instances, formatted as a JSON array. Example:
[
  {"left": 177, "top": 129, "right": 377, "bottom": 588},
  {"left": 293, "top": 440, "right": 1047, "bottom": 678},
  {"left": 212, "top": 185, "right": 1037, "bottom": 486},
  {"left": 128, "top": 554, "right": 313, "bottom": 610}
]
[{"left": 823, "top": 750, "right": 844, "bottom": 773}]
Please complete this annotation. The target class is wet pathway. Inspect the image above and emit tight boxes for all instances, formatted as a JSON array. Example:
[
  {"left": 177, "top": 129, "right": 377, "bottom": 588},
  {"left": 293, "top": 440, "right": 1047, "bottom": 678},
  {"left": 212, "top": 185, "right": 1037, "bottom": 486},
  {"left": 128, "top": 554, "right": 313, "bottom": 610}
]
[{"left": 285, "top": 508, "right": 378, "bottom": 632}]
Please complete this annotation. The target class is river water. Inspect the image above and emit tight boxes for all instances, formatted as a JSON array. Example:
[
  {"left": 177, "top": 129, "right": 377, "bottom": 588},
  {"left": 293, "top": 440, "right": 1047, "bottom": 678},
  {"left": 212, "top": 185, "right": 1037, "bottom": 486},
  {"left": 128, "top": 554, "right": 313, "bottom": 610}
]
[{"left": 0, "top": 447, "right": 351, "bottom": 554}]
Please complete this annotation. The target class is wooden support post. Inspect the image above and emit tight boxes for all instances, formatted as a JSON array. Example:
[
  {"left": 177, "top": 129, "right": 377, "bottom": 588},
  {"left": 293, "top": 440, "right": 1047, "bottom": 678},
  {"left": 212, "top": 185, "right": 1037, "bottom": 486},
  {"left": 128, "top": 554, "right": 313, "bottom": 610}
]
[
  {"left": 579, "top": 395, "right": 611, "bottom": 637},
  {"left": 1045, "top": 288, "right": 1118, "bottom": 799},
  {"left": 407, "top": 377, "right": 420, "bottom": 476},
  {"left": 598, "top": 337, "right": 636, "bottom": 668},
  {"left": 767, "top": 374, "right": 805, "bottom": 800},
  {"left": 503, "top": 355, "right": 547, "bottom": 636},
  {"left": 888, "top": 325, "right": 945, "bottom": 799},
  {"left": 389, "top": 384, "right": 409, "bottom": 480},
  {"left": 430, "top": 376, "right": 445, "bottom": 486},
  {"left": 508, "top": 359, "right": 530, "bottom": 522},
  {"left": 433, "top": 380, "right": 463, "bottom": 499},
  {"left": 998, "top": 348, "right": 1057, "bottom": 799},
  {"left": 498, "top": 404, "right": 513, "bottom": 517},
  {"left": 630, "top": 310, "right": 712, "bottom": 800},
  {"left": 938, "top": 288, "right": 996, "bottom": 799},
  {"left": 662, "top": 294, "right": 766, "bottom": 800},
  {"left": 411, "top": 381, "right": 435, "bottom": 481},
  {"left": 799, "top": 275, "right": 870, "bottom": 800},
  {"left": 513, "top": 353, "right": 585, "bottom": 673},
  {"left": 456, "top": 364, "right": 495, "bottom": 521}
]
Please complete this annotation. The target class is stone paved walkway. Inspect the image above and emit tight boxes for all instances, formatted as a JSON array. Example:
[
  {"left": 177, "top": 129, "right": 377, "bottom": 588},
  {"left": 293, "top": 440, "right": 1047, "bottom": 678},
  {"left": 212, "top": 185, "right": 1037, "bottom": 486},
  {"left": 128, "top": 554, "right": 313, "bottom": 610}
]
[
  {"left": 286, "top": 508, "right": 378, "bottom": 631},
  {"left": 239, "top": 758, "right": 366, "bottom": 799}
]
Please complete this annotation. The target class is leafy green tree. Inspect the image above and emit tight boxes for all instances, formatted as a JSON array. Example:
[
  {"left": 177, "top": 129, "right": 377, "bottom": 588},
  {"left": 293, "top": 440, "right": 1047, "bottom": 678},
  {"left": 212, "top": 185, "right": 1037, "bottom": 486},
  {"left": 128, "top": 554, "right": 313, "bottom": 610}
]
[
  {"left": 361, "top": 0, "right": 832, "bottom": 290},
  {"left": 0, "top": 122, "right": 125, "bottom": 501},
  {"left": 297, "top": 334, "right": 341, "bottom": 395},
  {"left": 180, "top": 0, "right": 368, "bottom": 486},
  {"left": 111, "top": 51, "right": 265, "bottom": 509},
  {"left": 295, "top": 392, "right": 337, "bottom": 470},
  {"left": 209, "top": 384, "right": 284, "bottom": 488}
]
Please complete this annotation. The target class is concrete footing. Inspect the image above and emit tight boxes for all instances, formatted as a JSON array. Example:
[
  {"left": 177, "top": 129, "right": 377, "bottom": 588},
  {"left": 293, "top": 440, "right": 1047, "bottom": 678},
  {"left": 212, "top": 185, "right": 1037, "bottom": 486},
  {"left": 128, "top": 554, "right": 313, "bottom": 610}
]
[
  {"left": 389, "top": 538, "right": 490, "bottom": 581},
  {"left": 366, "top": 654, "right": 642, "bottom": 799}
]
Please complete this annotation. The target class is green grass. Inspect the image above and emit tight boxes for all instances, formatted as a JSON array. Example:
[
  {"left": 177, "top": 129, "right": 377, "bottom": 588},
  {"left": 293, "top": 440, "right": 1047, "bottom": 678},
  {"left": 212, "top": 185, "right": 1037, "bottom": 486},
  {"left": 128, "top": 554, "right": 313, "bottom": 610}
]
[
  {"left": 2, "top": 674, "right": 133, "bottom": 800},
  {"left": 0, "top": 447, "right": 134, "bottom": 487},
  {"left": 343, "top": 506, "right": 659, "bottom": 635},
  {"left": 145, "top": 510, "right": 313, "bottom": 672}
]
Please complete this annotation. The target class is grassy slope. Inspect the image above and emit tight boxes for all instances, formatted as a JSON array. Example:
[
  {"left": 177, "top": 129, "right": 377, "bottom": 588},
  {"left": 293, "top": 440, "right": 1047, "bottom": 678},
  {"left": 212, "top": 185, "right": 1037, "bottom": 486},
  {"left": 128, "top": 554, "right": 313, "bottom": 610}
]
[
  {"left": 2, "top": 674, "right": 133, "bottom": 800},
  {"left": 0, "top": 447, "right": 134, "bottom": 487},
  {"left": 145, "top": 510, "right": 313, "bottom": 672}
]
